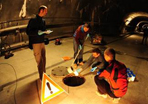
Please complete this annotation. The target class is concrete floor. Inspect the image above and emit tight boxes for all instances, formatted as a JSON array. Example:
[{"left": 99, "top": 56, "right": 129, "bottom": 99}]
[{"left": 0, "top": 33, "right": 148, "bottom": 104}]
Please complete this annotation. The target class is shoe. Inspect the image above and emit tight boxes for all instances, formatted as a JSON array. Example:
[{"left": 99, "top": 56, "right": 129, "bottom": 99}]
[
  {"left": 67, "top": 67, "right": 73, "bottom": 73},
  {"left": 79, "top": 62, "right": 84, "bottom": 66},
  {"left": 4, "top": 53, "right": 14, "bottom": 59},
  {"left": 4, "top": 54, "right": 10, "bottom": 59},
  {"left": 9, "top": 53, "right": 14, "bottom": 57},
  {"left": 96, "top": 91, "right": 107, "bottom": 98},
  {"left": 73, "top": 64, "right": 77, "bottom": 69},
  {"left": 112, "top": 98, "right": 120, "bottom": 103}
]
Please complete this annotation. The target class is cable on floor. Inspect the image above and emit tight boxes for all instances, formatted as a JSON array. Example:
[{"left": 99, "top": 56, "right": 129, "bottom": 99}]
[{"left": 0, "top": 63, "right": 18, "bottom": 104}]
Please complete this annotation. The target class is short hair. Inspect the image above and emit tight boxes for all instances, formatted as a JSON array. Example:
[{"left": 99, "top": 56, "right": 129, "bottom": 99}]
[
  {"left": 38, "top": 5, "right": 47, "bottom": 13},
  {"left": 84, "top": 23, "right": 91, "bottom": 29},
  {"left": 92, "top": 48, "right": 101, "bottom": 54},
  {"left": 104, "top": 48, "right": 116, "bottom": 60}
]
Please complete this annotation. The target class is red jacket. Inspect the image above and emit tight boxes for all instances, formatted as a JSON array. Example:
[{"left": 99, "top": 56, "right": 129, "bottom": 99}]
[
  {"left": 73, "top": 25, "right": 89, "bottom": 45},
  {"left": 99, "top": 60, "right": 128, "bottom": 97}
]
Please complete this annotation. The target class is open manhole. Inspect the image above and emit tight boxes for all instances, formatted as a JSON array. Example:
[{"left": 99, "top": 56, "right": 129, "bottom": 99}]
[{"left": 63, "top": 74, "right": 85, "bottom": 87}]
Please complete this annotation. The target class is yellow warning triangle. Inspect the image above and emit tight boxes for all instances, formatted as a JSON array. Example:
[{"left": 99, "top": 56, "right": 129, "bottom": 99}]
[{"left": 41, "top": 73, "right": 65, "bottom": 103}]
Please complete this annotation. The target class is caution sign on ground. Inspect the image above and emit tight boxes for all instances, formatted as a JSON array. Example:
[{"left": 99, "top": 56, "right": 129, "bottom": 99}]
[{"left": 41, "top": 73, "right": 65, "bottom": 103}]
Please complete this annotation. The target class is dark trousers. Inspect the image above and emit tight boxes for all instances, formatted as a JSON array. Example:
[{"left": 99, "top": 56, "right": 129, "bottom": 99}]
[
  {"left": 94, "top": 75, "right": 118, "bottom": 98},
  {"left": 33, "top": 43, "right": 46, "bottom": 80}
]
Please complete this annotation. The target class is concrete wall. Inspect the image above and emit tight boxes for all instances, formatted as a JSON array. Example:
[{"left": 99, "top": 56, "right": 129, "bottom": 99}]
[
  {"left": 0, "top": 0, "right": 83, "bottom": 55},
  {"left": 1, "top": 0, "right": 148, "bottom": 32},
  {"left": 1, "top": 0, "right": 148, "bottom": 54},
  {"left": 0, "top": 0, "right": 80, "bottom": 22}
]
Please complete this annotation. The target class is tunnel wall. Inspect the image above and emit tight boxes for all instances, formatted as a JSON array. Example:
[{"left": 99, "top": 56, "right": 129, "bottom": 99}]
[
  {"left": 1, "top": 0, "right": 148, "bottom": 34},
  {"left": 0, "top": 0, "right": 80, "bottom": 22},
  {"left": 0, "top": 0, "right": 82, "bottom": 53},
  {"left": 1, "top": 0, "right": 148, "bottom": 55}
]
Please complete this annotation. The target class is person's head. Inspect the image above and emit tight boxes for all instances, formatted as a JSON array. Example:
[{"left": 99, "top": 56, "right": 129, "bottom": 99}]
[
  {"left": 92, "top": 48, "right": 101, "bottom": 58},
  {"left": 83, "top": 23, "right": 90, "bottom": 32},
  {"left": 38, "top": 5, "right": 48, "bottom": 17},
  {"left": 104, "top": 48, "right": 115, "bottom": 62}
]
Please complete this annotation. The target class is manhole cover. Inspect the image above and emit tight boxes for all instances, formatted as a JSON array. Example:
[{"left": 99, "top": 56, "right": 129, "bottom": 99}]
[
  {"left": 51, "top": 66, "right": 69, "bottom": 77},
  {"left": 63, "top": 74, "right": 85, "bottom": 87}
]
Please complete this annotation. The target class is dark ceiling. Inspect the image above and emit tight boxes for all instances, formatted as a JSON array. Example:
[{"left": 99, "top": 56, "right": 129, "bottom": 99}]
[{"left": 0, "top": 0, "right": 148, "bottom": 34}]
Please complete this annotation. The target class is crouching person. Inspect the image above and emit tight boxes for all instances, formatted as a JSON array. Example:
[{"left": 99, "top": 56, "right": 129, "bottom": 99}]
[
  {"left": 73, "top": 48, "right": 107, "bottom": 76},
  {"left": 94, "top": 48, "right": 128, "bottom": 103}
]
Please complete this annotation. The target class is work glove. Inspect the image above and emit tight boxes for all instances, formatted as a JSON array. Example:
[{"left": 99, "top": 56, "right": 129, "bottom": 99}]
[
  {"left": 87, "top": 33, "right": 90, "bottom": 38},
  {"left": 79, "top": 45, "right": 82, "bottom": 50},
  {"left": 74, "top": 69, "right": 81, "bottom": 76},
  {"left": 90, "top": 66, "right": 97, "bottom": 72},
  {"left": 97, "top": 71, "right": 101, "bottom": 75}
]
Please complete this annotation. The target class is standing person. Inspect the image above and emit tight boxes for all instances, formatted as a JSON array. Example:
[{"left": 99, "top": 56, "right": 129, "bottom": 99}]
[
  {"left": 26, "top": 5, "right": 49, "bottom": 80},
  {"left": 73, "top": 23, "right": 90, "bottom": 69},
  {"left": 73, "top": 48, "right": 107, "bottom": 76},
  {"left": 94, "top": 48, "right": 128, "bottom": 103}
]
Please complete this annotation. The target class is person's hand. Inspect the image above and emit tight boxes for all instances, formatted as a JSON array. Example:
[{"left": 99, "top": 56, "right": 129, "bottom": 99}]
[
  {"left": 97, "top": 71, "right": 101, "bottom": 75},
  {"left": 79, "top": 45, "right": 82, "bottom": 50},
  {"left": 38, "top": 30, "right": 43, "bottom": 35},
  {"left": 90, "top": 67, "right": 97, "bottom": 72},
  {"left": 45, "top": 30, "right": 53, "bottom": 34},
  {"left": 74, "top": 69, "right": 81, "bottom": 76}
]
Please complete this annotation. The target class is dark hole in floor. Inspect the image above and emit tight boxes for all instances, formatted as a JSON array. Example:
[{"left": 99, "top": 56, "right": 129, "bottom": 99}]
[{"left": 63, "top": 75, "right": 85, "bottom": 87}]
